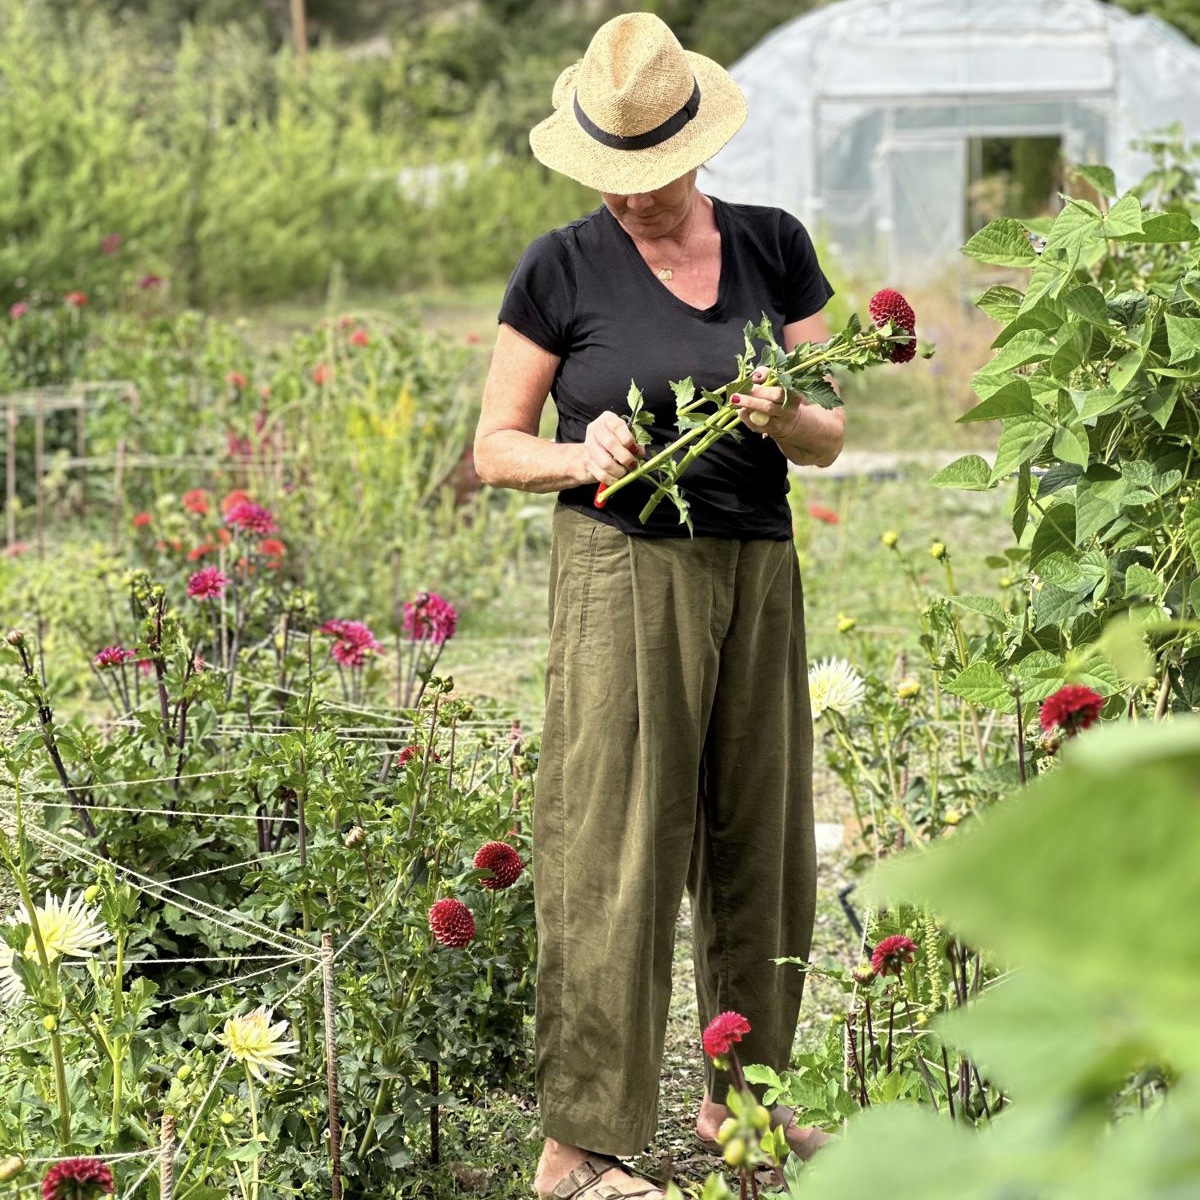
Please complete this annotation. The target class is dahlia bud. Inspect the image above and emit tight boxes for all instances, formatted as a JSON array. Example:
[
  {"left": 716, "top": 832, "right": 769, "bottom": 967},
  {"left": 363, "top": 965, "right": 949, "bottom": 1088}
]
[
  {"left": 83, "top": 884, "right": 101, "bottom": 904},
  {"left": 836, "top": 614, "right": 857, "bottom": 634},
  {"left": 851, "top": 963, "right": 876, "bottom": 986},
  {"left": 716, "top": 1117, "right": 739, "bottom": 1145},
  {"left": 42, "top": 1014, "right": 58, "bottom": 1032},
  {"left": 343, "top": 825, "right": 366, "bottom": 849},
  {"left": 5, "top": 629, "right": 24, "bottom": 647},
  {"left": 723, "top": 1137, "right": 747, "bottom": 1168},
  {"left": 943, "top": 808, "right": 963, "bottom": 827},
  {"left": 896, "top": 677, "right": 920, "bottom": 700},
  {"left": 929, "top": 541, "right": 947, "bottom": 560},
  {"left": 0, "top": 1156, "right": 25, "bottom": 1183},
  {"left": 752, "top": 1106, "right": 771, "bottom": 1133},
  {"left": 999, "top": 575, "right": 1013, "bottom": 588},
  {"left": 881, "top": 530, "right": 899, "bottom": 549},
  {"left": 176, "top": 1064, "right": 193, "bottom": 1082},
  {"left": 220, "top": 1110, "right": 237, "bottom": 1127}
]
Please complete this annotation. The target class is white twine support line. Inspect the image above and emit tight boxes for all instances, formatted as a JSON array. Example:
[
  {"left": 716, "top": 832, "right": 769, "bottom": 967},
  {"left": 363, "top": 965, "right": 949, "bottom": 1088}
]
[
  {"left": 163, "top": 852, "right": 294, "bottom": 885},
  {"left": 24, "top": 1149, "right": 159, "bottom": 1166},
  {"left": 0, "top": 795, "right": 298, "bottom": 824},
  {"left": 30, "top": 825, "right": 316, "bottom": 956},
  {"left": 161, "top": 957, "right": 311, "bottom": 1006},
  {"left": 3, "top": 767, "right": 251, "bottom": 794},
  {"left": 123, "top": 952, "right": 302, "bottom": 967}
]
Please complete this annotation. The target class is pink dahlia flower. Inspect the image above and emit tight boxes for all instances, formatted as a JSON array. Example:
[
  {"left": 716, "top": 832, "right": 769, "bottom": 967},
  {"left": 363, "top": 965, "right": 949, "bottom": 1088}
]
[
  {"left": 702, "top": 1011, "right": 751, "bottom": 1059},
  {"left": 225, "top": 500, "right": 277, "bottom": 535},
  {"left": 403, "top": 592, "right": 458, "bottom": 645},
  {"left": 319, "top": 619, "right": 382, "bottom": 668},
  {"left": 473, "top": 841, "right": 524, "bottom": 890},
  {"left": 871, "top": 934, "right": 918, "bottom": 977},
  {"left": 94, "top": 646, "right": 134, "bottom": 669},
  {"left": 41, "top": 1158, "right": 114, "bottom": 1200},
  {"left": 428, "top": 897, "right": 475, "bottom": 948},
  {"left": 187, "top": 566, "right": 228, "bottom": 600},
  {"left": 1039, "top": 684, "right": 1104, "bottom": 737}
]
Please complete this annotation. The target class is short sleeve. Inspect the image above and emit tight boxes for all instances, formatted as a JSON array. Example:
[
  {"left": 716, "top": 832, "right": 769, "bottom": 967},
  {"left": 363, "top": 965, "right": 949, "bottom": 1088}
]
[
  {"left": 781, "top": 213, "right": 834, "bottom": 324},
  {"left": 497, "top": 232, "right": 576, "bottom": 357}
]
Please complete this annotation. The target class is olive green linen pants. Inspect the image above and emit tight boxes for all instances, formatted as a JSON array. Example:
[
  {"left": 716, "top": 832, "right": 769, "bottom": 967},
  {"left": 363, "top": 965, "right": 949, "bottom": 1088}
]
[{"left": 533, "top": 506, "right": 817, "bottom": 1155}]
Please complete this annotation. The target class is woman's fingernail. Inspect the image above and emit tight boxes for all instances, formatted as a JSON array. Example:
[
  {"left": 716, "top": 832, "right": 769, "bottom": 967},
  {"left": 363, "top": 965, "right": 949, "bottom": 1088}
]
[{"left": 731, "top": 395, "right": 741, "bottom": 405}]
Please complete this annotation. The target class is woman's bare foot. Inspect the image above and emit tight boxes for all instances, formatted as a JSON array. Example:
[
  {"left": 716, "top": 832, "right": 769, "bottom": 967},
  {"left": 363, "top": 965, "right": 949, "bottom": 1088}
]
[
  {"left": 694, "top": 1091, "right": 832, "bottom": 1161},
  {"left": 534, "top": 1139, "right": 663, "bottom": 1198}
]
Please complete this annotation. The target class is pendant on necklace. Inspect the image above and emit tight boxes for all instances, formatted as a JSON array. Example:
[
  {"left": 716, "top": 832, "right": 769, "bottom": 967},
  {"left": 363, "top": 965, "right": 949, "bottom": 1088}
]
[{"left": 657, "top": 267, "right": 673, "bottom": 282}]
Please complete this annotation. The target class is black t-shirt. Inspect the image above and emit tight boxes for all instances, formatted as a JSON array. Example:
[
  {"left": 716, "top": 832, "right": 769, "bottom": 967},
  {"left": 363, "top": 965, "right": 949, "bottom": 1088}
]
[{"left": 498, "top": 196, "right": 834, "bottom": 539}]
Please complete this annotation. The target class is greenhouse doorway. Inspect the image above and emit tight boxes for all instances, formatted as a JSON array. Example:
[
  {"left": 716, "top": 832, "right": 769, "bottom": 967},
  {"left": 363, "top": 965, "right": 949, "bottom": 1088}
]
[{"left": 966, "top": 135, "right": 1064, "bottom": 237}]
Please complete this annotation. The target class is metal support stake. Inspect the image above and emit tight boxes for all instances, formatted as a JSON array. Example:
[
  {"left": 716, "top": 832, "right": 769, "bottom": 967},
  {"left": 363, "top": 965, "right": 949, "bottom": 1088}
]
[{"left": 321, "top": 933, "right": 343, "bottom": 1200}]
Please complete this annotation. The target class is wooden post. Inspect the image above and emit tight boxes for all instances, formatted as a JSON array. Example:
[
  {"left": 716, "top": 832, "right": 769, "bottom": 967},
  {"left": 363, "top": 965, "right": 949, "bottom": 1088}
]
[
  {"left": 160, "top": 1112, "right": 176, "bottom": 1200},
  {"left": 290, "top": 0, "right": 308, "bottom": 73},
  {"left": 5, "top": 402, "right": 15, "bottom": 548},
  {"left": 321, "top": 933, "right": 342, "bottom": 1200},
  {"left": 34, "top": 392, "right": 44, "bottom": 560}
]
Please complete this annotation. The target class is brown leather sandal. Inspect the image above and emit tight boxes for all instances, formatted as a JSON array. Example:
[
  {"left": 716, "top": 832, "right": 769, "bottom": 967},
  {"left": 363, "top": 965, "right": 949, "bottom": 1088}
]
[{"left": 539, "top": 1154, "right": 663, "bottom": 1199}]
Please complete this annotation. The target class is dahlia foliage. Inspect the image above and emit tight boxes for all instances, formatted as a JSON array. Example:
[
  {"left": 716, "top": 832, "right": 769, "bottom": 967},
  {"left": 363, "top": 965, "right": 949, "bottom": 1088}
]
[{"left": 595, "top": 289, "right": 925, "bottom": 528}]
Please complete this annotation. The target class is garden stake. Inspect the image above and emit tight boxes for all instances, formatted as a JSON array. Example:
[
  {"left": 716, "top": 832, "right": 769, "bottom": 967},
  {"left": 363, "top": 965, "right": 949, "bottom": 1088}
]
[
  {"left": 5, "top": 402, "right": 15, "bottom": 547},
  {"left": 940, "top": 1046, "right": 956, "bottom": 1121},
  {"left": 160, "top": 1113, "right": 176, "bottom": 1200},
  {"left": 429, "top": 1059, "right": 440, "bottom": 1165},
  {"left": 34, "top": 390, "right": 44, "bottom": 559},
  {"left": 321, "top": 933, "right": 343, "bottom": 1200}
]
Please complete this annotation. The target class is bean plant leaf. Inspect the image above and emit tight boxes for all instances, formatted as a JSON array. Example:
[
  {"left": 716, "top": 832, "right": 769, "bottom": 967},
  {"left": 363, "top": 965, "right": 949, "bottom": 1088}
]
[
  {"left": 1122, "top": 212, "right": 1199, "bottom": 242},
  {"left": 959, "top": 379, "right": 1037, "bottom": 424},
  {"left": 989, "top": 329, "right": 1056, "bottom": 372},
  {"left": 991, "top": 416, "right": 1051, "bottom": 482},
  {"left": 1184, "top": 493, "right": 1200, "bottom": 570},
  {"left": 929, "top": 454, "right": 994, "bottom": 491},
  {"left": 1099, "top": 192, "right": 1144, "bottom": 237},
  {"left": 1165, "top": 315, "right": 1200, "bottom": 363},
  {"left": 974, "top": 285, "right": 1024, "bottom": 323},
  {"left": 962, "top": 218, "right": 1039, "bottom": 267},
  {"left": 1029, "top": 502, "right": 1076, "bottom": 565},
  {"left": 1072, "top": 164, "right": 1117, "bottom": 197},
  {"left": 943, "top": 662, "right": 1014, "bottom": 713},
  {"left": 1052, "top": 424, "right": 1090, "bottom": 468}
]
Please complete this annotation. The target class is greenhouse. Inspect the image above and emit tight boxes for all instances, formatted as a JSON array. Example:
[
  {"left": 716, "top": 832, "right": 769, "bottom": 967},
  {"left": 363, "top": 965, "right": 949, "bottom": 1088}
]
[{"left": 705, "top": 0, "right": 1200, "bottom": 281}]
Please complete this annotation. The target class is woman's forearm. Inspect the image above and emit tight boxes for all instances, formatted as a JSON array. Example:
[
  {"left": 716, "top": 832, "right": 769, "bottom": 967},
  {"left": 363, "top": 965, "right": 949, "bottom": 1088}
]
[
  {"left": 775, "top": 400, "right": 845, "bottom": 468},
  {"left": 473, "top": 429, "right": 591, "bottom": 493}
]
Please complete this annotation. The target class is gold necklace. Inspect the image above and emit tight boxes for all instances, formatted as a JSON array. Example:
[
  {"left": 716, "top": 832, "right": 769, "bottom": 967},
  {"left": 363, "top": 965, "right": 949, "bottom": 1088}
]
[{"left": 631, "top": 206, "right": 700, "bottom": 282}]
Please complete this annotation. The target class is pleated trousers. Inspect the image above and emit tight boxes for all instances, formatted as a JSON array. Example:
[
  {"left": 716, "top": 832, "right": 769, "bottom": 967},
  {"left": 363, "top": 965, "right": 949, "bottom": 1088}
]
[{"left": 533, "top": 506, "right": 817, "bottom": 1155}]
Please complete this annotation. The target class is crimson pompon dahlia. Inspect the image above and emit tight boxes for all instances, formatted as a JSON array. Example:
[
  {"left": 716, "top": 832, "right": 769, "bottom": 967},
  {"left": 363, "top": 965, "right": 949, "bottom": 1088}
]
[
  {"left": 403, "top": 592, "right": 459, "bottom": 645},
  {"left": 473, "top": 841, "right": 524, "bottom": 890},
  {"left": 868, "top": 288, "right": 917, "bottom": 363},
  {"left": 702, "top": 1011, "right": 751, "bottom": 1060},
  {"left": 41, "top": 1158, "right": 114, "bottom": 1200},
  {"left": 428, "top": 897, "right": 475, "bottom": 948},
  {"left": 871, "top": 934, "right": 917, "bottom": 977},
  {"left": 1039, "top": 684, "right": 1104, "bottom": 737}
]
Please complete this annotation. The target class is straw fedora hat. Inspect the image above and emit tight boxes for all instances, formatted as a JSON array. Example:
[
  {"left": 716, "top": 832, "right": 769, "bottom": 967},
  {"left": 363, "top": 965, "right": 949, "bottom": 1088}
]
[{"left": 529, "top": 12, "right": 747, "bottom": 195}]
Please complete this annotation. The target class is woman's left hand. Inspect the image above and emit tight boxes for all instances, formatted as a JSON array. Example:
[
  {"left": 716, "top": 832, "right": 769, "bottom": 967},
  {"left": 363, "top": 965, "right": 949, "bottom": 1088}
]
[{"left": 731, "top": 367, "right": 802, "bottom": 441}]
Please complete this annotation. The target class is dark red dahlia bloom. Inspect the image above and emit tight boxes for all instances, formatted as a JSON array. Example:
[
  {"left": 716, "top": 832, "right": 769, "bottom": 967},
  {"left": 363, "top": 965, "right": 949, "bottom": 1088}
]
[
  {"left": 868, "top": 288, "right": 917, "bottom": 363},
  {"left": 395, "top": 743, "right": 442, "bottom": 770},
  {"left": 225, "top": 500, "right": 277, "bottom": 535},
  {"left": 807, "top": 503, "right": 840, "bottom": 525},
  {"left": 94, "top": 646, "right": 134, "bottom": 669},
  {"left": 41, "top": 1157, "right": 114, "bottom": 1200},
  {"left": 403, "top": 592, "right": 459, "bottom": 645},
  {"left": 871, "top": 934, "right": 917, "bottom": 977},
  {"left": 182, "top": 488, "right": 210, "bottom": 515},
  {"left": 187, "top": 566, "right": 228, "bottom": 600},
  {"left": 702, "top": 1011, "right": 751, "bottom": 1059},
  {"left": 1039, "top": 685, "right": 1104, "bottom": 737},
  {"left": 473, "top": 841, "right": 523, "bottom": 890},
  {"left": 319, "top": 618, "right": 382, "bottom": 668},
  {"left": 428, "top": 897, "right": 475, "bottom": 948}
]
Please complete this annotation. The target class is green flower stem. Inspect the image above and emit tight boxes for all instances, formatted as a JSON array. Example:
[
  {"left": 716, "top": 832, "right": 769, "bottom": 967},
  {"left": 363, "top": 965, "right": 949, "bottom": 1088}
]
[
  {"left": 245, "top": 1066, "right": 261, "bottom": 1200},
  {"left": 110, "top": 926, "right": 126, "bottom": 1135}
]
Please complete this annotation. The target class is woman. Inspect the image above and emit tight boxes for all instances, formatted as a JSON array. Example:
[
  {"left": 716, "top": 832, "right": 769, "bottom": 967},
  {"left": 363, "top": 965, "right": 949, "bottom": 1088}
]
[{"left": 473, "top": 13, "right": 843, "bottom": 1199}]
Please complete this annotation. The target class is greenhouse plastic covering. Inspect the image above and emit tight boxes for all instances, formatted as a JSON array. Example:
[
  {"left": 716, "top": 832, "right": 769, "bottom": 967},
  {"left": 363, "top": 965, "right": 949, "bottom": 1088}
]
[{"left": 704, "top": 0, "right": 1200, "bottom": 282}]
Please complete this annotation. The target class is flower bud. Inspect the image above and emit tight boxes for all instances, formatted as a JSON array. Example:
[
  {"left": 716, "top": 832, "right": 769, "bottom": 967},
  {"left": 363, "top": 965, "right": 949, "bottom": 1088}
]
[
  {"left": 999, "top": 576, "right": 1013, "bottom": 588},
  {"left": 220, "top": 1110, "right": 237, "bottom": 1127},
  {"left": 177, "top": 1064, "right": 193, "bottom": 1082},
  {"left": 752, "top": 1106, "right": 771, "bottom": 1133},
  {"left": 929, "top": 541, "right": 947, "bottom": 561},
  {"left": 896, "top": 677, "right": 920, "bottom": 700},
  {"left": 851, "top": 963, "right": 876, "bottom": 986},
  {"left": 83, "top": 884, "right": 101, "bottom": 903},
  {"left": 836, "top": 614, "right": 857, "bottom": 634},
  {"left": 5, "top": 629, "right": 24, "bottom": 647},
  {"left": 42, "top": 1014, "right": 58, "bottom": 1032},
  {"left": 343, "top": 825, "right": 366, "bottom": 849},
  {"left": 881, "top": 530, "right": 899, "bottom": 548},
  {"left": 0, "top": 1155, "right": 25, "bottom": 1183},
  {"left": 943, "top": 808, "right": 962, "bottom": 827},
  {"left": 716, "top": 1117, "right": 739, "bottom": 1145},
  {"left": 722, "top": 1137, "right": 747, "bottom": 1168}
]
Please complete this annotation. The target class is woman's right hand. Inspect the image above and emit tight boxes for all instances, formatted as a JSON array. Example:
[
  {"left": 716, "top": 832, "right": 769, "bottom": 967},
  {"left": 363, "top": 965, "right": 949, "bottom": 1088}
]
[{"left": 579, "top": 411, "right": 645, "bottom": 486}]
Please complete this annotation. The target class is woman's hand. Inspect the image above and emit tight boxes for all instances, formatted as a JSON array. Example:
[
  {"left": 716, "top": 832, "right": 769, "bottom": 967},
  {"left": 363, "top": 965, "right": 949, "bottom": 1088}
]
[
  {"left": 581, "top": 410, "right": 645, "bottom": 486},
  {"left": 731, "top": 368, "right": 803, "bottom": 440}
]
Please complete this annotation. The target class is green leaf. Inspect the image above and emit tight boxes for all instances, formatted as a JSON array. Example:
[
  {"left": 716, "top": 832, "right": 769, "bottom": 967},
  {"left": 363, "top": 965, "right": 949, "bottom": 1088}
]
[
  {"left": 1062, "top": 284, "right": 1112, "bottom": 328},
  {"left": 958, "top": 378, "right": 1035, "bottom": 423},
  {"left": 1075, "top": 472, "right": 1126, "bottom": 543},
  {"left": 974, "top": 284, "right": 1024, "bottom": 322},
  {"left": 962, "top": 218, "right": 1039, "bottom": 267},
  {"left": 1165, "top": 315, "right": 1200, "bottom": 363},
  {"left": 1072, "top": 164, "right": 1117, "bottom": 197},
  {"left": 943, "top": 662, "right": 1015, "bottom": 713},
  {"left": 949, "top": 595, "right": 1006, "bottom": 624},
  {"left": 1123, "top": 212, "right": 1199, "bottom": 242},
  {"left": 989, "top": 329, "right": 1056, "bottom": 372},
  {"left": 990, "top": 416, "right": 1052, "bottom": 482},
  {"left": 929, "top": 454, "right": 994, "bottom": 491},
  {"left": 1029, "top": 501, "right": 1076, "bottom": 565},
  {"left": 1052, "top": 424, "right": 1090, "bottom": 468},
  {"left": 1184, "top": 493, "right": 1200, "bottom": 571},
  {"left": 1109, "top": 346, "right": 1146, "bottom": 394},
  {"left": 1049, "top": 328, "right": 1092, "bottom": 380},
  {"left": 1013, "top": 461, "right": 1032, "bottom": 540},
  {"left": 1099, "top": 192, "right": 1144, "bottom": 237}
]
